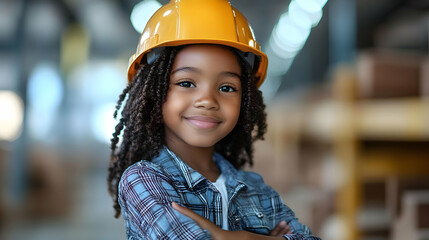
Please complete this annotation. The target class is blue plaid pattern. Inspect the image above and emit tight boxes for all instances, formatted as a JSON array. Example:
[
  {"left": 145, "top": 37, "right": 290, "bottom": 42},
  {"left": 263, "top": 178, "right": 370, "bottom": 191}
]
[
  {"left": 282, "top": 233, "right": 322, "bottom": 240},
  {"left": 119, "top": 146, "right": 321, "bottom": 239}
]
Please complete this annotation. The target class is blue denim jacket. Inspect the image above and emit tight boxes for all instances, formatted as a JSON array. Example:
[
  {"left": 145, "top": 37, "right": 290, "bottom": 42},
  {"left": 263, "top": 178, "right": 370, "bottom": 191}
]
[{"left": 119, "top": 147, "right": 320, "bottom": 239}]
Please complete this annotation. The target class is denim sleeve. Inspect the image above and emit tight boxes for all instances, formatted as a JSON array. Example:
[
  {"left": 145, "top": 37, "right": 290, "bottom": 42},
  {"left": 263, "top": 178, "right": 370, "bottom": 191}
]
[
  {"left": 281, "top": 233, "right": 322, "bottom": 240},
  {"left": 245, "top": 171, "right": 322, "bottom": 239},
  {"left": 278, "top": 194, "right": 322, "bottom": 240},
  {"left": 118, "top": 164, "right": 212, "bottom": 240},
  {"left": 281, "top": 202, "right": 313, "bottom": 234}
]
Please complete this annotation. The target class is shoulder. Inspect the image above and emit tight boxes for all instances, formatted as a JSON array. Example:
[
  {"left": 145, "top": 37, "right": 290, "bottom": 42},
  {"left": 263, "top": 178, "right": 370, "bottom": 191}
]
[
  {"left": 120, "top": 148, "right": 179, "bottom": 185},
  {"left": 119, "top": 160, "right": 171, "bottom": 194},
  {"left": 121, "top": 160, "right": 164, "bottom": 180},
  {"left": 240, "top": 170, "right": 264, "bottom": 182}
]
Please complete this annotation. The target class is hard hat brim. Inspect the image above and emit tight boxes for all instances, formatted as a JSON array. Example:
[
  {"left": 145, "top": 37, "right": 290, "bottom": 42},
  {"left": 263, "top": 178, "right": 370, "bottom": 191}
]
[{"left": 128, "top": 39, "right": 268, "bottom": 88}]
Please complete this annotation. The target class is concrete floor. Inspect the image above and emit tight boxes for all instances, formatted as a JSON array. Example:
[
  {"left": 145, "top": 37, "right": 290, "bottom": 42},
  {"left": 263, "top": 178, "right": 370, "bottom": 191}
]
[{"left": 2, "top": 170, "right": 125, "bottom": 240}]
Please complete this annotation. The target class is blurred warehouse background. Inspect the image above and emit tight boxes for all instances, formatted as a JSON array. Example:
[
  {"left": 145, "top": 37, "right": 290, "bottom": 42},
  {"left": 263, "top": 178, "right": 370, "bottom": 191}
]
[{"left": 1, "top": 0, "right": 429, "bottom": 239}]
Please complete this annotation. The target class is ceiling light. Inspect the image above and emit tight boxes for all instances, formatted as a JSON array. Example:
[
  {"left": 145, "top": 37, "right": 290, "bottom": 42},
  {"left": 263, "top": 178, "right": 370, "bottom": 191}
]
[{"left": 130, "top": 0, "right": 162, "bottom": 33}]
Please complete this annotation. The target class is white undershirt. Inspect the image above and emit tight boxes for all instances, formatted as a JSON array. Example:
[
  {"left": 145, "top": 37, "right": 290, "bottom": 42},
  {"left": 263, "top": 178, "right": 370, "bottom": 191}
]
[{"left": 212, "top": 174, "right": 229, "bottom": 230}]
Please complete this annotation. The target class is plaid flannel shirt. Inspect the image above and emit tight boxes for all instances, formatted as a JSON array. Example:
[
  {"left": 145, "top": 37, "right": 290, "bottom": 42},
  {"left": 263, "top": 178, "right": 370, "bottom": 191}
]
[{"left": 119, "top": 146, "right": 321, "bottom": 240}]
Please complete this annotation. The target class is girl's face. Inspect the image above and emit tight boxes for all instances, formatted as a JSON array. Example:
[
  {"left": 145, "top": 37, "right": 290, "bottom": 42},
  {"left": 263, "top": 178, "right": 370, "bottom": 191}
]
[{"left": 162, "top": 44, "right": 242, "bottom": 149}]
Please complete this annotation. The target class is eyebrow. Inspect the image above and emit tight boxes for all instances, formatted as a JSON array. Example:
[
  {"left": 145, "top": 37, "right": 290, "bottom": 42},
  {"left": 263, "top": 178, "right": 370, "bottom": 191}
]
[
  {"left": 171, "top": 67, "right": 201, "bottom": 75},
  {"left": 171, "top": 66, "right": 241, "bottom": 78},
  {"left": 221, "top": 71, "right": 241, "bottom": 79}
]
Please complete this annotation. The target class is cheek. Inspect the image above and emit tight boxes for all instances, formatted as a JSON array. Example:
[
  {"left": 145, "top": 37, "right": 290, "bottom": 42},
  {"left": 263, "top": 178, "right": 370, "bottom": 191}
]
[
  {"left": 164, "top": 91, "right": 184, "bottom": 109},
  {"left": 162, "top": 93, "right": 178, "bottom": 120},
  {"left": 226, "top": 97, "right": 241, "bottom": 124}
]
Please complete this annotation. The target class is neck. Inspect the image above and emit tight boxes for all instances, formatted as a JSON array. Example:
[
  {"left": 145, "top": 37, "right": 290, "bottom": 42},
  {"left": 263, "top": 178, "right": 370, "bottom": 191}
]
[{"left": 165, "top": 141, "right": 220, "bottom": 182}]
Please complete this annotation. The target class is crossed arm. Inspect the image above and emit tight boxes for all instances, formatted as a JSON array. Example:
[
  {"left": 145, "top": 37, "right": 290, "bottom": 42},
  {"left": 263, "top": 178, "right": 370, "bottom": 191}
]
[
  {"left": 120, "top": 165, "right": 321, "bottom": 239},
  {"left": 172, "top": 202, "right": 291, "bottom": 240}
]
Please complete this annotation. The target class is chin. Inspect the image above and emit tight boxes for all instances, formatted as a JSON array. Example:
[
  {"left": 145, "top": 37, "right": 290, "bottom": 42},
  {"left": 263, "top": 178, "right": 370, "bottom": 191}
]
[{"left": 185, "top": 138, "right": 220, "bottom": 149}]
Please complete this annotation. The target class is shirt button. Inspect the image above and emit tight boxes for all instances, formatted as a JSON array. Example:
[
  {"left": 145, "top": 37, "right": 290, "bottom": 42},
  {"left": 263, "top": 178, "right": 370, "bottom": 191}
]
[
  {"left": 256, "top": 212, "right": 264, "bottom": 218},
  {"left": 234, "top": 216, "right": 241, "bottom": 222}
]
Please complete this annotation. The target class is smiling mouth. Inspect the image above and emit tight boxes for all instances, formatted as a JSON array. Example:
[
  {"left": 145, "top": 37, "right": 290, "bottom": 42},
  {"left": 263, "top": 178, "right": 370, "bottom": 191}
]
[{"left": 185, "top": 116, "right": 222, "bottom": 129}]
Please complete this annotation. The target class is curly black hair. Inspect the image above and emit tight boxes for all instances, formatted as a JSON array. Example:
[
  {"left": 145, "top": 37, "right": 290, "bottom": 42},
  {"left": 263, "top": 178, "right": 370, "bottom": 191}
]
[{"left": 108, "top": 45, "right": 267, "bottom": 218}]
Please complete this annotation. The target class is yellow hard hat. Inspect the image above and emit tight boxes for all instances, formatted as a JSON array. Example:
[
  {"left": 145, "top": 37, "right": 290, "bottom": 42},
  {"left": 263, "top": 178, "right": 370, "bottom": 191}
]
[{"left": 127, "top": 0, "right": 268, "bottom": 87}]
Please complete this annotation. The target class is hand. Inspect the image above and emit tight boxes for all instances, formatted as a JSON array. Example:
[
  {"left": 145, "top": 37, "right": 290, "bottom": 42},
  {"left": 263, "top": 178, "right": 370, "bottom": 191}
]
[
  {"left": 172, "top": 202, "right": 231, "bottom": 239},
  {"left": 172, "top": 202, "right": 286, "bottom": 240},
  {"left": 270, "top": 221, "right": 292, "bottom": 236}
]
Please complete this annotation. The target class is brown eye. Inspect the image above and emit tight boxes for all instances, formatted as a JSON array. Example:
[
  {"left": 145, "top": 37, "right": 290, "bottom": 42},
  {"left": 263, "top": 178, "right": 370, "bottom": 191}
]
[
  {"left": 177, "top": 81, "right": 195, "bottom": 88},
  {"left": 219, "top": 85, "right": 237, "bottom": 92}
]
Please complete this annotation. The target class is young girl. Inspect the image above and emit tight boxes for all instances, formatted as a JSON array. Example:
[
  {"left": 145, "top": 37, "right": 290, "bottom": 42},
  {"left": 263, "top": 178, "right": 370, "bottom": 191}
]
[{"left": 108, "top": 0, "right": 321, "bottom": 239}]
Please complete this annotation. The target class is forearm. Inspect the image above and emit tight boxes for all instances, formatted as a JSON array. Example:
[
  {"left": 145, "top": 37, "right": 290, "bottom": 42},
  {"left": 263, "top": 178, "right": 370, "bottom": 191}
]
[
  {"left": 234, "top": 231, "right": 321, "bottom": 240},
  {"left": 215, "top": 230, "right": 282, "bottom": 240},
  {"left": 243, "top": 231, "right": 284, "bottom": 240},
  {"left": 172, "top": 202, "right": 322, "bottom": 240},
  {"left": 281, "top": 233, "right": 322, "bottom": 240}
]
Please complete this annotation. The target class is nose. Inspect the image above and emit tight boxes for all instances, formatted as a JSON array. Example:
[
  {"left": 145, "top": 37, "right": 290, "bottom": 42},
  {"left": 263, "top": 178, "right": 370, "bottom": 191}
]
[{"left": 193, "top": 87, "right": 219, "bottom": 110}]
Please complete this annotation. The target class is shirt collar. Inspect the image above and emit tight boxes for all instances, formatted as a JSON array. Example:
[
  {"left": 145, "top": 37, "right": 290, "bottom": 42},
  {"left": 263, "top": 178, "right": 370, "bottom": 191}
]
[
  {"left": 152, "top": 146, "right": 247, "bottom": 190},
  {"left": 212, "top": 152, "right": 247, "bottom": 184},
  {"left": 164, "top": 147, "right": 206, "bottom": 189}
]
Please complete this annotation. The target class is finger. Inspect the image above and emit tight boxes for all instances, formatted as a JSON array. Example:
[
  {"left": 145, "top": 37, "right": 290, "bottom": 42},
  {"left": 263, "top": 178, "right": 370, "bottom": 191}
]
[
  {"left": 284, "top": 224, "right": 292, "bottom": 234},
  {"left": 269, "top": 221, "right": 289, "bottom": 236},
  {"left": 171, "top": 202, "right": 203, "bottom": 222},
  {"left": 269, "top": 227, "right": 280, "bottom": 236},
  {"left": 281, "top": 223, "right": 292, "bottom": 235},
  {"left": 269, "top": 222, "right": 282, "bottom": 236},
  {"left": 286, "top": 225, "right": 292, "bottom": 234},
  {"left": 172, "top": 202, "right": 228, "bottom": 239}
]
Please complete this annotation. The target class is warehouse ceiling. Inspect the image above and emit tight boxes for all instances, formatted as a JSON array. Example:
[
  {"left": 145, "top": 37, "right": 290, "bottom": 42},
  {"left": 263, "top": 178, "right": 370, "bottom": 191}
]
[{"left": 1, "top": 0, "right": 428, "bottom": 95}]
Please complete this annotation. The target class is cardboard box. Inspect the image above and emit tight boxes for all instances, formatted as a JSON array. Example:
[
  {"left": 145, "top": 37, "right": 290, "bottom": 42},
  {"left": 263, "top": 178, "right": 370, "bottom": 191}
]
[{"left": 357, "top": 51, "right": 424, "bottom": 98}]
